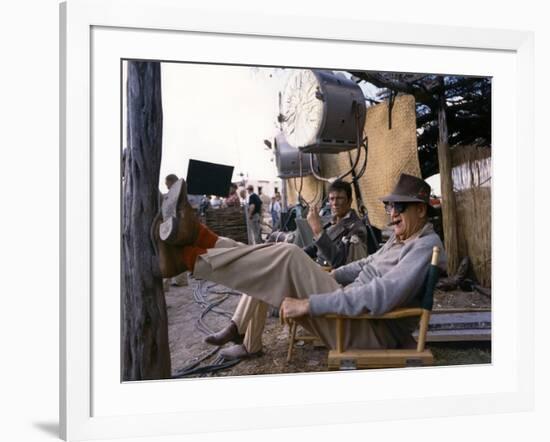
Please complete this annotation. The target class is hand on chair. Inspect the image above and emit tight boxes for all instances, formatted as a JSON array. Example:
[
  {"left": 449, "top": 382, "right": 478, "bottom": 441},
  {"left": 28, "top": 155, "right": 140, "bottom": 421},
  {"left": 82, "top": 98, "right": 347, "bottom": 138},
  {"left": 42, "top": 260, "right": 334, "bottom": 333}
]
[{"left": 279, "top": 298, "right": 310, "bottom": 326}]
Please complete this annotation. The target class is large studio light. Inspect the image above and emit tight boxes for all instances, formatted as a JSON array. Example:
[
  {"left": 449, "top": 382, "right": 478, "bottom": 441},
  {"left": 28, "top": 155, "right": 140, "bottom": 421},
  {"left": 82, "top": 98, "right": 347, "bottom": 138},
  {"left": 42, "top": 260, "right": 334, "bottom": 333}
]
[{"left": 280, "top": 69, "right": 366, "bottom": 154}]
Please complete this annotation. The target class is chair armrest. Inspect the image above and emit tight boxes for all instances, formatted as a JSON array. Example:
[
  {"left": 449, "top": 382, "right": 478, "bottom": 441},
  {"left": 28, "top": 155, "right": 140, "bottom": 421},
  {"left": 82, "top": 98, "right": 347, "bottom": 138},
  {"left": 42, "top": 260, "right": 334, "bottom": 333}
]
[{"left": 325, "top": 307, "right": 426, "bottom": 320}]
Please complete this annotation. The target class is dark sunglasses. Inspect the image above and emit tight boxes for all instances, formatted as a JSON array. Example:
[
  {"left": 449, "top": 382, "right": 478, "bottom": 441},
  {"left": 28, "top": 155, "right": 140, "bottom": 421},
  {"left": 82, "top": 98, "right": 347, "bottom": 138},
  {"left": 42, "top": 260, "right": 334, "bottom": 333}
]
[{"left": 384, "top": 201, "right": 409, "bottom": 215}]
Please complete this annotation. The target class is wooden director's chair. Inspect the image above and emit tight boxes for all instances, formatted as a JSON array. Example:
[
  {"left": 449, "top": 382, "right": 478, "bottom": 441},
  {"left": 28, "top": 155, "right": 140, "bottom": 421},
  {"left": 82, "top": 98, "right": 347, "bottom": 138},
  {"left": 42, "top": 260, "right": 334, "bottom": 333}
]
[{"left": 287, "top": 246, "right": 441, "bottom": 370}]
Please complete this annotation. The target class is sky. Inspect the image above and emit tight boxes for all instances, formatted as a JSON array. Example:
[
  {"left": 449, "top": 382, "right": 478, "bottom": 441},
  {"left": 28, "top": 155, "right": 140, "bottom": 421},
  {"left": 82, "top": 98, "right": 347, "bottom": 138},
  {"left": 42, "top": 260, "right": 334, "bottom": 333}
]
[
  {"left": 426, "top": 174, "right": 441, "bottom": 196},
  {"left": 159, "top": 63, "right": 287, "bottom": 188}
]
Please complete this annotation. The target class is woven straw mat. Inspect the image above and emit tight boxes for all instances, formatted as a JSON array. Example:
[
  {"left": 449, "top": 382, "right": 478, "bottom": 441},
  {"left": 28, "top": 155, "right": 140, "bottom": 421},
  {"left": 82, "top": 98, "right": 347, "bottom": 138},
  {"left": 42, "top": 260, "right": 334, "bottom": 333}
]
[{"left": 320, "top": 94, "right": 421, "bottom": 230}]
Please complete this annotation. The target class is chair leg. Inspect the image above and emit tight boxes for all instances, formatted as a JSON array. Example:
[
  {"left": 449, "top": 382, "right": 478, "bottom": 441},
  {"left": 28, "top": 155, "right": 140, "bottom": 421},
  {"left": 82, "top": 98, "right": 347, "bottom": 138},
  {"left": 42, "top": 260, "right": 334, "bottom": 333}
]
[
  {"left": 336, "top": 318, "right": 344, "bottom": 354},
  {"left": 286, "top": 320, "right": 297, "bottom": 362},
  {"left": 417, "top": 310, "right": 431, "bottom": 352}
]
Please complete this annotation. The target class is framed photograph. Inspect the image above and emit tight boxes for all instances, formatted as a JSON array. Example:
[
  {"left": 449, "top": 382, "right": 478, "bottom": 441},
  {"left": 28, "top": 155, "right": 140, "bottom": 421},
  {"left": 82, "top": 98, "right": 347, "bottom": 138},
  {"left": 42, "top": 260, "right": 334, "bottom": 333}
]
[{"left": 60, "top": 0, "right": 534, "bottom": 440}]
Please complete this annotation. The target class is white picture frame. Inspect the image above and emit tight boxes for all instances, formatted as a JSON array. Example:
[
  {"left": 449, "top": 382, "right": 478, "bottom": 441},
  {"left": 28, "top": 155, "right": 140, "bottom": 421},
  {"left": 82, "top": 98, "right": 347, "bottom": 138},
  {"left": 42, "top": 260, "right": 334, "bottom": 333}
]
[{"left": 60, "top": 0, "right": 534, "bottom": 440}]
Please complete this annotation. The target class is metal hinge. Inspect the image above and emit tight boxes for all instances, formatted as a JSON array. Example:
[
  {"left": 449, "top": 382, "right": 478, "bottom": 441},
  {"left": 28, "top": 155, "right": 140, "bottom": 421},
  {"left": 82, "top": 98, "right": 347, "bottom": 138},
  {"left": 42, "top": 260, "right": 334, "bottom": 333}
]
[
  {"left": 339, "top": 359, "right": 357, "bottom": 370},
  {"left": 405, "top": 358, "right": 423, "bottom": 367}
]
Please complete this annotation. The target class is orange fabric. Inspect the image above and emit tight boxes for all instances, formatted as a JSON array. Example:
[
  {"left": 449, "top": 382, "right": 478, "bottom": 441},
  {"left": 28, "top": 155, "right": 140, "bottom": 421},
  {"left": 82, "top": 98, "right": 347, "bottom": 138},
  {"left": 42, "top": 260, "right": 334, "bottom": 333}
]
[
  {"left": 181, "top": 245, "right": 206, "bottom": 272},
  {"left": 196, "top": 223, "right": 218, "bottom": 249}
]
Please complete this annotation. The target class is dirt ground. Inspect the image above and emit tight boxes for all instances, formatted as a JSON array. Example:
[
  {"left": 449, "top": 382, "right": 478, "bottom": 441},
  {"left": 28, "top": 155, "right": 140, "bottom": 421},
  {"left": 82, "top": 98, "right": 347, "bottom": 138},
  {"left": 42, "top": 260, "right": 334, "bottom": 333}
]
[
  {"left": 433, "top": 289, "right": 491, "bottom": 311},
  {"left": 165, "top": 274, "right": 491, "bottom": 379}
]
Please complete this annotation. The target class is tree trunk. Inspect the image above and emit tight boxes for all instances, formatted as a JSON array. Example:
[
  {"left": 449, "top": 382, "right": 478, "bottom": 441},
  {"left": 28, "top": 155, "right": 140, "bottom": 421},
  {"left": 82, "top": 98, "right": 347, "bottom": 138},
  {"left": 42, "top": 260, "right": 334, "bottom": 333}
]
[
  {"left": 122, "top": 61, "right": 171, "bottom": 381},
  {"left": 436, "top": 79, "right": 459, "bottom": 275}
]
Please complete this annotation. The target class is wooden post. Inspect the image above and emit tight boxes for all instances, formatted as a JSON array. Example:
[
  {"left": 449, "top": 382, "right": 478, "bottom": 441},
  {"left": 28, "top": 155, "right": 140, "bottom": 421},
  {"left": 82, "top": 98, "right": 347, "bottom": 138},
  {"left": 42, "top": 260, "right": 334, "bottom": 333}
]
[
  {"left": 436, "top": 78, "right": 459, "bottom": 274},
  {"left": 122, "top": 61, "right": 171, "bottom": 381}
]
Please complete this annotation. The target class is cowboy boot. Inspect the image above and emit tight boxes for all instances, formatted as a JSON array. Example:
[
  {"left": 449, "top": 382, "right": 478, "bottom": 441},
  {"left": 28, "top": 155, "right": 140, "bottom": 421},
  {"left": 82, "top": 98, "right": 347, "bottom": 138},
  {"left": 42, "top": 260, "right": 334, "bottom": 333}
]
[
  {"left": 151, "top": 212, "right": 184, "bottom": 278},
  {"left": 152, "top": 213, "right": 206, "bottom": 278},
  {"left": 160, "top": 178, "right": 199, "bottom": 246}
]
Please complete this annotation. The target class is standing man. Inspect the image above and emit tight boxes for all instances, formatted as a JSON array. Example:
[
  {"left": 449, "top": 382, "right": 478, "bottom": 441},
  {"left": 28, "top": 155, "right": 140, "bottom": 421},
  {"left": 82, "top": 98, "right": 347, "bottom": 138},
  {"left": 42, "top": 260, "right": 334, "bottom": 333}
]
[
  {"left": 246, "top": 184, "right": 262, "bottom": 244},
  {"left": 164, "top": 174, "right": 178, "bottom": 191},
  {"left": 161, "top": 174, "right": 179, "bottom": 206},
  {"left": 269, "top": 196, "right": 282, "bottom": 231},
  {"left": 224, "top": 183, "right": 241, "bottom": 207}
]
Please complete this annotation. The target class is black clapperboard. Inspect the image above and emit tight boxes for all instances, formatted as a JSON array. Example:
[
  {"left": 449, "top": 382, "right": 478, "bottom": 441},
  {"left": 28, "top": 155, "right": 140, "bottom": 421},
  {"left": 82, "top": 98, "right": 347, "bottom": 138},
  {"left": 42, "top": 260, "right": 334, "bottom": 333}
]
[{"left": 186, "top": 159, "right": 234, "bottom": 197}]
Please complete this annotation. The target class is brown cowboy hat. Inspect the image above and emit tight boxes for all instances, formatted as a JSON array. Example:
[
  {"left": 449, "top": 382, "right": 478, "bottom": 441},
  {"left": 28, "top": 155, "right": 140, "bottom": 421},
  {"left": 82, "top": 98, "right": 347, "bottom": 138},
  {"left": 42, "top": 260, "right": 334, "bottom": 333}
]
[
  {"left": 379, "top": 173, "right": 438, "bottom": 217},
  {"left": 379, "top": 173, "right": 431, "bottom": 204}
]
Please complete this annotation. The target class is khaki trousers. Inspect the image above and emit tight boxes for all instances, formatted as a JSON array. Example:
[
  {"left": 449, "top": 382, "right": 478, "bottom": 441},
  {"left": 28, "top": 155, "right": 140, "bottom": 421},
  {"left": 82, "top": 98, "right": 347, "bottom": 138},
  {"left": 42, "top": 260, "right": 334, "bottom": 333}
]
[
  {"left": 194, "top": 238, "right": 399, "bottom": 351},
  {"left": 232, "top": 295, "right": 267, "bottom": 353},
  {"left": 207, "top": 237, "right": 268, "bottom": 353}
]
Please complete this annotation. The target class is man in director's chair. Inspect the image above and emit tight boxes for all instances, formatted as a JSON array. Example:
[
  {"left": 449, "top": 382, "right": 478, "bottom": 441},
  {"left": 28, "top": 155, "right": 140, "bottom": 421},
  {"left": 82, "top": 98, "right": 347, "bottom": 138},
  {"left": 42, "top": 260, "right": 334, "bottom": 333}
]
[{"left": 155, "top": 173, "right": 447, "bottom": 364}]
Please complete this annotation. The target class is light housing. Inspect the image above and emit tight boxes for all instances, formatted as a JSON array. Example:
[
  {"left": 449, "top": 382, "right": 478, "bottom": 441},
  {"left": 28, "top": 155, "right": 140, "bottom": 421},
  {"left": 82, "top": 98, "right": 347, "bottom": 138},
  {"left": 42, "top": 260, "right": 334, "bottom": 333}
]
[
  {"left": 281, "top": 70, "right": 366, "bottom": 153},
  {"left": 274, "top": 133, "right": 318, "bottom": 179}
]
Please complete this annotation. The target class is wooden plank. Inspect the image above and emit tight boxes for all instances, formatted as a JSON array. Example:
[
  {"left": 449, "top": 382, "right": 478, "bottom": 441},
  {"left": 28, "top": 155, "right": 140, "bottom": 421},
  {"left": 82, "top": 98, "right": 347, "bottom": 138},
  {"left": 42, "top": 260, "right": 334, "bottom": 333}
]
[
  {"left": 411, "top": 311, "right": 492, "bottom": 342},
  {"left": 427, "top": 312, "right": 491, "bottom": 330},
  {"left": 414, "top": 329, "right": 492, "bottom": 342},
  {"left": 433, "top": 307, "right": 491, "bottom": 313},
  {"left": 328, "top": 349, "right": 433, "bottom": 358},
  {"left": 328, "top": 349, "right": 433, "bottom": 370}
]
